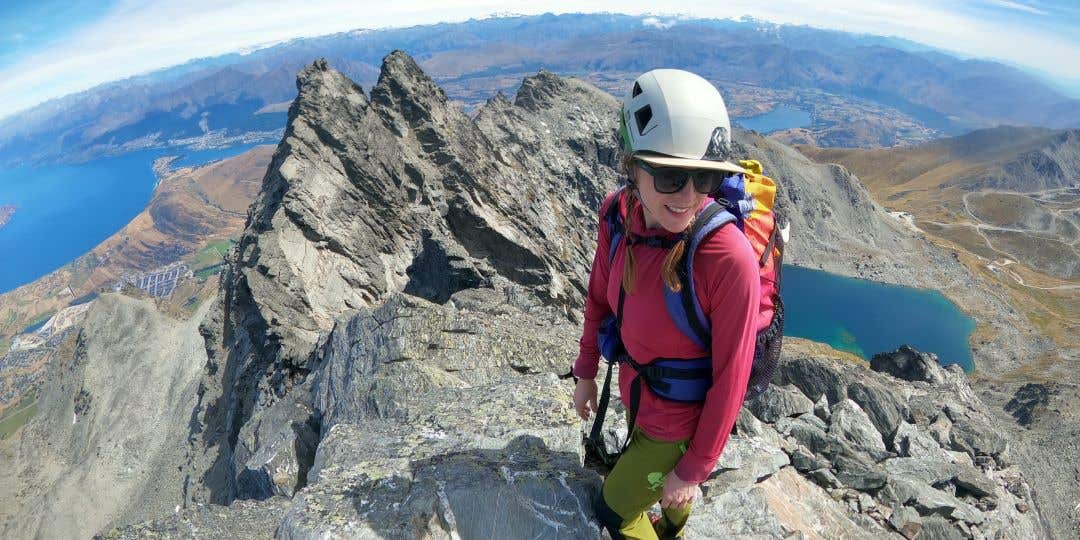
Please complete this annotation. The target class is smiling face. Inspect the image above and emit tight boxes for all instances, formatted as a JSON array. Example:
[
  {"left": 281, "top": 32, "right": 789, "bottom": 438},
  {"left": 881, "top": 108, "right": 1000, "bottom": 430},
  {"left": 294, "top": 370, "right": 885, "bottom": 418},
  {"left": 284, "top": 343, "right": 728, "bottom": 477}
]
[{"left": 632, "top": 162, "right": 707, "bottom": 233}]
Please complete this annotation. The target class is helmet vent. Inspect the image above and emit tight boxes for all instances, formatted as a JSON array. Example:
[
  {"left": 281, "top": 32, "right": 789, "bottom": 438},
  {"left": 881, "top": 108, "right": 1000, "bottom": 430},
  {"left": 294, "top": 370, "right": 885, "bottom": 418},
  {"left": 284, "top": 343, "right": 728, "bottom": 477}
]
[
  {"left": 631, "top": 82, "right": 643, "bottom": 97},
  {"left": 634, "top": 105, "right": 653, "bottom": 135}
]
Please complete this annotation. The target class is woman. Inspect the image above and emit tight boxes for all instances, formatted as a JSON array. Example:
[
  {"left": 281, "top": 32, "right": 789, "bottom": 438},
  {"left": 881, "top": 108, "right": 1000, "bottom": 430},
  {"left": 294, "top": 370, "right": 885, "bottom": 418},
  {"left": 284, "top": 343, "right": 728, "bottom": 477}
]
[{"left": 572, "top": 69, "right": 761, "bottom": 539}]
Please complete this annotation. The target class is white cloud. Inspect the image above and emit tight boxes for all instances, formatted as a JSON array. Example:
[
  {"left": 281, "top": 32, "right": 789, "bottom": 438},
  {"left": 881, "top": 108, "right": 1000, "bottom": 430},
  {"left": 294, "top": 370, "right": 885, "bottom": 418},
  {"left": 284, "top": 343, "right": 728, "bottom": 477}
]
[
  {"left": 642, "top": 16, "right": 676, "bottom": 29},
  {"left": 0, "top": 0, "right": 1077, "bottom": 119},
  {"left": 984, "top": 0, "right": 1048, "bottom": 16}
]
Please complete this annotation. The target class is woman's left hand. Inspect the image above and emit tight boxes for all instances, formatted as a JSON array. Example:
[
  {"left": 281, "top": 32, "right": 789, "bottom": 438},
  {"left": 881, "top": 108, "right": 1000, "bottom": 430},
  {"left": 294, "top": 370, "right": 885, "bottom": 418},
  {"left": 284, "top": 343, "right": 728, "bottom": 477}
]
[{"left": 660, "top": 471, "right": 698, "bottom": 509}]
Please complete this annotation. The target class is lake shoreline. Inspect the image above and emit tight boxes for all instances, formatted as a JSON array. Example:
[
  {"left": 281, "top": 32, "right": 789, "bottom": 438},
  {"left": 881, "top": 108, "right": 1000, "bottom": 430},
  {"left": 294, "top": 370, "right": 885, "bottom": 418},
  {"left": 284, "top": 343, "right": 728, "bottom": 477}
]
[
  {"left": 781, "top": 264, "right": 976, "bottom": 371},
  {"left": 0, "top": 144, "right": 260, "bottom": 295},
  {"left": 735, "top": 105, "right": 813, "bottom": 134}
]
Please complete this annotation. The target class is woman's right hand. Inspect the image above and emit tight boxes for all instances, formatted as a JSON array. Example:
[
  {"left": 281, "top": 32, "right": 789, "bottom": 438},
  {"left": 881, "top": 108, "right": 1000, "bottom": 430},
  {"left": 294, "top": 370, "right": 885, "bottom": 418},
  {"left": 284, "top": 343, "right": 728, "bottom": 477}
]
[{"left": 573, "top": 378, "right": 598, "bottom": 421}]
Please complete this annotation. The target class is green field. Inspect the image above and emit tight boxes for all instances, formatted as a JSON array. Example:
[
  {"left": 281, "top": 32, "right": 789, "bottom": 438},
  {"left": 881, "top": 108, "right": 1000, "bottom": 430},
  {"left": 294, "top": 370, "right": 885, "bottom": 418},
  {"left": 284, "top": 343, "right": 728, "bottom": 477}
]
[
  {"left": 189, "top": 239, "right": 236, "bottom": 270},
  {"left": 0, "top": 392, "right": 39, "bottom": 439}
]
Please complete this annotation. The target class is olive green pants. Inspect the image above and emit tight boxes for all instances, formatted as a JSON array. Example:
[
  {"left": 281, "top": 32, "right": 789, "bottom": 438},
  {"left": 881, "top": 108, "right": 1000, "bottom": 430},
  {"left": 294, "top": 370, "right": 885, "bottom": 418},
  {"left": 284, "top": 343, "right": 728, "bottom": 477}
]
[{"left": 598, "top": 427, "right": 693, "bottom": 539}]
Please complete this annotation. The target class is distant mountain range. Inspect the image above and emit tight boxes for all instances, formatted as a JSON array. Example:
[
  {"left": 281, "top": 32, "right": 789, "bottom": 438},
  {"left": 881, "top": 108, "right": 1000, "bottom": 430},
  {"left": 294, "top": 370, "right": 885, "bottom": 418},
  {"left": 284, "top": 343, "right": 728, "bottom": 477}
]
[{"left": 2, "top": 13, "right": 1079, "bottom": 166}]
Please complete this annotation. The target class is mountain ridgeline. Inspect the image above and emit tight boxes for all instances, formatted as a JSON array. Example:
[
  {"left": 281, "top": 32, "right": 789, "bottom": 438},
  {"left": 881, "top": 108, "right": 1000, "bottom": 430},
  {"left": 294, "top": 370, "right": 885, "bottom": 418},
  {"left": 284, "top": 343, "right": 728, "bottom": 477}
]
[
  {"left": 0, "top": 53, "right": 1058, "bottom": 538},
  {"left": 3, "top": 13, "right": 1080, "bottom": 166}
]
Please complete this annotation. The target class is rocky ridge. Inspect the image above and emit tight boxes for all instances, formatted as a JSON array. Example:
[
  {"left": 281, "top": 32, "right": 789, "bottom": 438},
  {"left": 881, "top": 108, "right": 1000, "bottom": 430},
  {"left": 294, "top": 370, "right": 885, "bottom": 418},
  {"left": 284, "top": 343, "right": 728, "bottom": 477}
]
[
  {"left": 184, "top": 54, "right": 621, "bottom": 507},
  {"left": 0, "top": 51, "right": 1054, "bottom": 538}
]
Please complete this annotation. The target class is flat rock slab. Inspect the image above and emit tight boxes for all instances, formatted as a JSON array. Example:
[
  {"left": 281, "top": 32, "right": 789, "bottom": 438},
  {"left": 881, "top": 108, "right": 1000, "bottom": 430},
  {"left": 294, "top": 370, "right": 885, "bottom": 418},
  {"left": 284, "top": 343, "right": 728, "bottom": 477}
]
[
  {"left": 709, "top": 434, "right": 791, "bottom": 491},
  {"left": 829, "top": 399, "right": 887, "bottom": 455},
  {"left": 747, "top": 384, "right": 814, "bottom": 423},
  {"left": 883, "top": 457, "right": 959, "bottom": 486},
  {"left": 690, "top": 467, "right": 893, "bottom": 539},
  {"left": 892, "top": 479, "right": 985, "bottom": 525}
]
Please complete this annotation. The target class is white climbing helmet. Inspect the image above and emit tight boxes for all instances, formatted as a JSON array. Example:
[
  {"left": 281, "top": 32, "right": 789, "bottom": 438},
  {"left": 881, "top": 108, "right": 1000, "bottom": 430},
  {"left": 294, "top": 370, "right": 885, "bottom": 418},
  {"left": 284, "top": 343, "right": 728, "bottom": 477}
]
[{"left": 619, "top": 69, "right": 745, "bottom": 174}]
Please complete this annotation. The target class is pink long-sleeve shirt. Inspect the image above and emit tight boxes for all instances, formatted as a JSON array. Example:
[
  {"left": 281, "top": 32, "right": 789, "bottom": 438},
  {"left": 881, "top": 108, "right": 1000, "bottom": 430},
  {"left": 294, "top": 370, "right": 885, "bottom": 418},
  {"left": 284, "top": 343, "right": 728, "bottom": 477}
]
[{"left": 573, "top": 189, "right": 761, "bottom": 484}]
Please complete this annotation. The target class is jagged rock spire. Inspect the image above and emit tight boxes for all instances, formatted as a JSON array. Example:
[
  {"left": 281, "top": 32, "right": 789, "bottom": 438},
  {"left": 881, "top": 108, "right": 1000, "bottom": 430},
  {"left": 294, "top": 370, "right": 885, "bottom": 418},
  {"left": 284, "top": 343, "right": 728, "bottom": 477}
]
[
  {"left": 513, "top": 69, "right": 570, "bottom": 112},
  {"left": 187, "top": 51, "right": 624, "bottom": 507}
]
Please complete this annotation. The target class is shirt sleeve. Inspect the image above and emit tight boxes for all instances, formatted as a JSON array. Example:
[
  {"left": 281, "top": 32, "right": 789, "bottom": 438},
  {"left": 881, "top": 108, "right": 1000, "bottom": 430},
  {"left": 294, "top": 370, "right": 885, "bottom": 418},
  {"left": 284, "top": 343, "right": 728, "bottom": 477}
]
[
  {"left": 572, "top": 191, "right": 618, "bottom": 380},
  {"left": 673, "top": 229, "right": 761, "bottom": 483}
]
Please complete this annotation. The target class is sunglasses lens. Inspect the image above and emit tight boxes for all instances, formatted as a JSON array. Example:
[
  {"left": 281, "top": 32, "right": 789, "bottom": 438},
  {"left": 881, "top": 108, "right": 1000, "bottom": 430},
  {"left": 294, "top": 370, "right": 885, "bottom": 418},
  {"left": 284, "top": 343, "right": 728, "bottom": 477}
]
[
  {"left": 693, "top": 171, "right": 728, "bottom": 194},
  {"left": 653, "top": 169, "right": 690, "bottom": 193}
]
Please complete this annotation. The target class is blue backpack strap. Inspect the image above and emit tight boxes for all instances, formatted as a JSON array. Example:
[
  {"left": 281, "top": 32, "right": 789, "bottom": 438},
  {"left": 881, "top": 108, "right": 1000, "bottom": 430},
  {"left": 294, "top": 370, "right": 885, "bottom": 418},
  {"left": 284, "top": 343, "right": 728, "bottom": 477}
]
[
  {"left": 663, "top": 201, "right": 737, "bottom": 350},
  {"left": 597, "top": 187, "right": 629, "bottom": 365},
  {"left": 604, "top": 186, "right": 626, "bottom": 263}
]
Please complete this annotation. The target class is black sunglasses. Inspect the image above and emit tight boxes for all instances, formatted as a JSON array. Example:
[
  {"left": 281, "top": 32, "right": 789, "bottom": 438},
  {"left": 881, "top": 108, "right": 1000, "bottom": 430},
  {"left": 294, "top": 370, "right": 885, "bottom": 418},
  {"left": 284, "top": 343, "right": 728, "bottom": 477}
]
[{"left": 636, "top": 160, "right": 734, "bottom": 195}]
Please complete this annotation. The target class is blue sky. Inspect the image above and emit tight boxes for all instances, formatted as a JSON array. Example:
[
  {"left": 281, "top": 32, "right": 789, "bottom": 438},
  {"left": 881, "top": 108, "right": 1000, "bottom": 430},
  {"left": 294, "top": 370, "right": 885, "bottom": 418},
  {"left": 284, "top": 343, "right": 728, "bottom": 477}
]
[
  {"left": 0, "top": 0, "right": 1078, "bottom": 120},
  {"left": 0, "top": 2, "right": 112, "bottom": 68}
]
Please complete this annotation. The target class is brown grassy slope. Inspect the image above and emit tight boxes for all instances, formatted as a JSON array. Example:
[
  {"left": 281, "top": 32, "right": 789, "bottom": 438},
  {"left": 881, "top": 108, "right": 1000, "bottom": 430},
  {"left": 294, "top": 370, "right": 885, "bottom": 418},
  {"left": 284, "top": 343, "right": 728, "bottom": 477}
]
[
  {"left": 0, "top": 145, "right": 273, "bottom": 343},
  {"left": 797, "top": 126, "right": 1061, "bottom": 221}
]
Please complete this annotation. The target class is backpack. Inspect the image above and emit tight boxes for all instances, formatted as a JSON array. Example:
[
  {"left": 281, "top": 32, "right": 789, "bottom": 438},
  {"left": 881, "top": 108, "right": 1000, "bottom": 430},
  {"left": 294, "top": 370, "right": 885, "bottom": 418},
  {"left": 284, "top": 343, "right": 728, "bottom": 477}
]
[{"left": 583, "top": 159, "right": 788, "bottom": 463}]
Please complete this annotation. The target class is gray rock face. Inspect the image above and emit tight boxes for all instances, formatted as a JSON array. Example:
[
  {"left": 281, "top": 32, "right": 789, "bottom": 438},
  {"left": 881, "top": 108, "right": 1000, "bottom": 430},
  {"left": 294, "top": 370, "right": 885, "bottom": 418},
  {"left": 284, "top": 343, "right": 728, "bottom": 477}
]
[
  {"left": 813, "top": 393, "right": 831, "bottom": 422},
  {"left": 232, "top": 390, "right": 319, "bottom": 500},
  {"left": 284, "top": 290, "right": 601, "bottom": 538},
  {"left": 777, "top": 354, "right": 908, "bottom": 440},
  {"left": 284, "top": 426, "right": 601, "bottom": 539},
  {"left": 790, "top": 446, "right": 830, "bottom": 473},
  {"left": 690, "top": 467, "right": 887, "bottom": 539},
  {"left": 918, "top": 516, "right": 967, "bottom": 540},
  {"left": 892, "top": 479, "right": 986, "bottom": 525},
  {"left": 953, "top": 465, "right": 997, "bottom": 499},
  {"left": 709, "top": 434, "right": 790, "bottom": 491},
  {"left": 889, "top": 505, "right": 923, "bottom": 539},
  {"left": 833, "top": 454, "right": 888, "bottom": 490},
  {"left": 775, "top": 414, "right": 832, "bottom": 455},
  {"left": 761, "top": 345, "right": 1043, "bottom": 538},
  {"left": 847, "top": 380, "right": 905, "bottom": 438},
  {"left": 746, "top": 383, "right": 814, "bottom": 423},
  {"left": 829, "top": 399, "right": 887, "bottom": 455},
  {"left": 883, "top": 457, "right": 959, "bottom": 486},
  {"left": 892, "top": 421, "right": 956, "bottom": 463},
  {"left": 186, "top": 51, "right": 622, "bottom": 505}
]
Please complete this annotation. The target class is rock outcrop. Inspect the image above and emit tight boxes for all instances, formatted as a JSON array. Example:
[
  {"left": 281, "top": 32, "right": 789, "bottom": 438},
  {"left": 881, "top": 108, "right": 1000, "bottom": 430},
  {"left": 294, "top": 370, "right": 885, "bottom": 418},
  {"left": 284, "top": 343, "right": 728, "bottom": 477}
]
[
  {"left": 185, "top": 53, "right": 621, "bottom": 506},
  {"left": 1, "top": 51, "right": 1052, "bottom": 539}
]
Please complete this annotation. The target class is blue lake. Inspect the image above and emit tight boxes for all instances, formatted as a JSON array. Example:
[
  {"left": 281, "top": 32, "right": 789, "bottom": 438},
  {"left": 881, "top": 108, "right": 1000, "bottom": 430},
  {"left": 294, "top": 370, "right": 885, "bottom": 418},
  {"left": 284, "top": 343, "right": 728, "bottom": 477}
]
[
  {"left": 735, "top": 106, "right": 812, "bottom": 134},
  {"left": 0, "top": 145, "right": 258, "bottom": 294},
  {"left": 780, "top": 265, "right": 976, "bottom": 371}
]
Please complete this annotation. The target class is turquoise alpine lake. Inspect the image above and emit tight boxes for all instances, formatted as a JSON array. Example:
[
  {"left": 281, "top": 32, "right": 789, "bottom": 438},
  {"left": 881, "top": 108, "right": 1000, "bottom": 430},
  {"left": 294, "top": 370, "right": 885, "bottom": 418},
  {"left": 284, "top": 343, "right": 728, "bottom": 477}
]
[
  {"left": 0, "top": 145, "right": 257, "bottom": 294},
  {"left": 735, "top": 106, "right": 812, "bottom": 134},
  {"left": 780, "top": 264, "right": 976, "bottom": 371}
]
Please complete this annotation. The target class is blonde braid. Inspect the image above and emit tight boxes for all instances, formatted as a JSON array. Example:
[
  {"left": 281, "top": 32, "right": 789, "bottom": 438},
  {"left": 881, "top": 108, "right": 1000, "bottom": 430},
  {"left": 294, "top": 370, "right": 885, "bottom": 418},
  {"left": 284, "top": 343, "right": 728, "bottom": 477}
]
[{"left": 661, "top": 213, "right": 695, "bottom": 292}]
